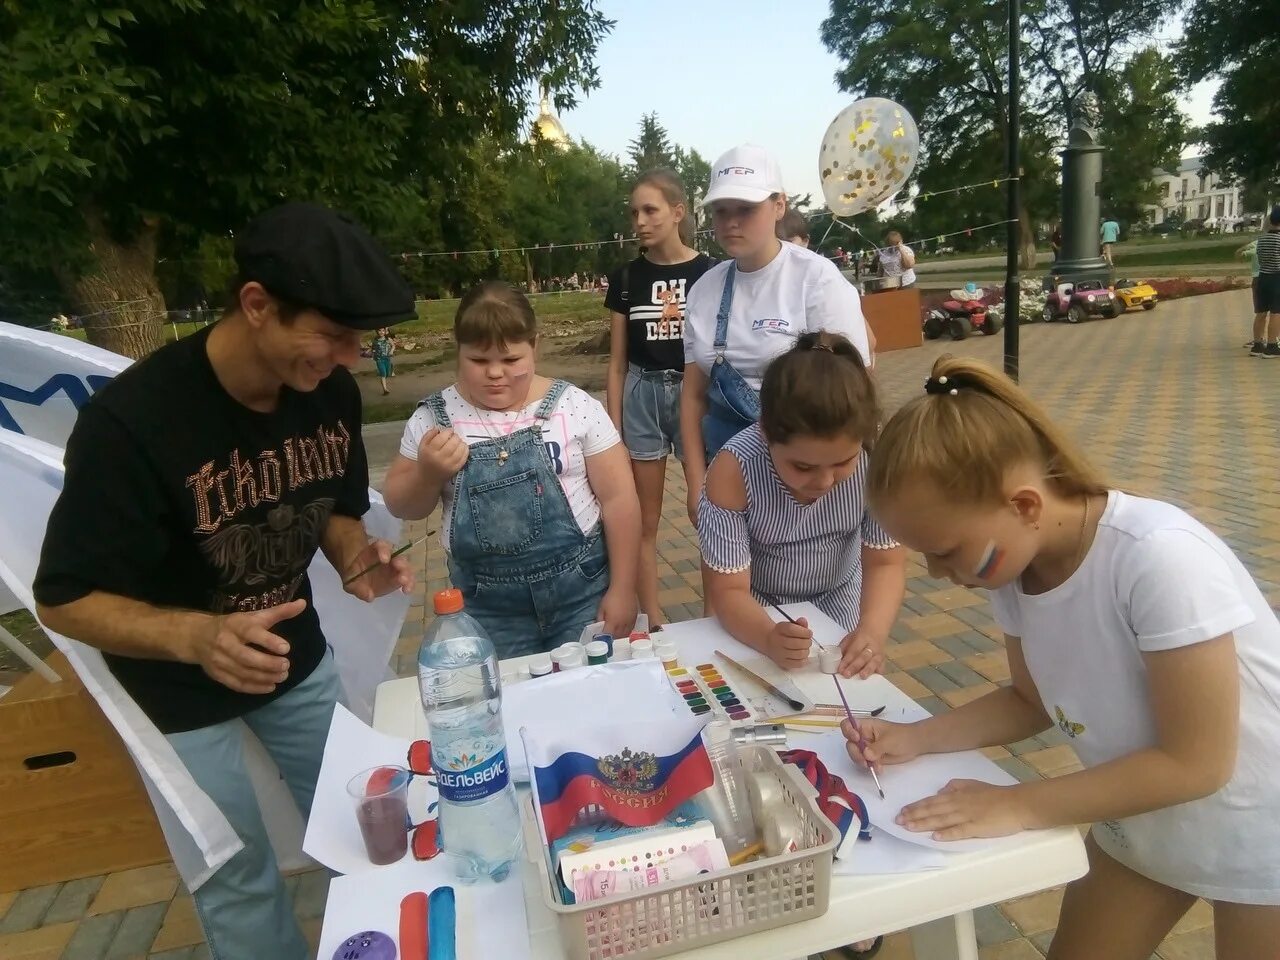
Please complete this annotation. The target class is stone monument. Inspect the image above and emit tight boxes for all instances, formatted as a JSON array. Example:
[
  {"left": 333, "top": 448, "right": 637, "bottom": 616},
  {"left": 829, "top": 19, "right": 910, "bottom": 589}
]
[{"left": 1048, "top": 92, "right": 1111, "bottom": 288}]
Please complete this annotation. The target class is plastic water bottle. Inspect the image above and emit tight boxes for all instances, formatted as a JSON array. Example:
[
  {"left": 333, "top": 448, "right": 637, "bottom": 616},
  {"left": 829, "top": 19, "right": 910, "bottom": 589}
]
[{"left": 418, "top": 589, "right": 522, "bottom": 882}]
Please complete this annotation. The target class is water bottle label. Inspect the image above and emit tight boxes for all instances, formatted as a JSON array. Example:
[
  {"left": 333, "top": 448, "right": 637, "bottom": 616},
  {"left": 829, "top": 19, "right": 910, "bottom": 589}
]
[{"left": 433, "top": 741, "right": 510, "bottom": 803}]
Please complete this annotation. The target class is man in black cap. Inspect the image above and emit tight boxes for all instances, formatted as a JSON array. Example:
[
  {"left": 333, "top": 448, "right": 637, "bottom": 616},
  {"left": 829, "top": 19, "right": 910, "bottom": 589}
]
[{"left": 34, "top": 202, "right": 416, "bottom": 958}]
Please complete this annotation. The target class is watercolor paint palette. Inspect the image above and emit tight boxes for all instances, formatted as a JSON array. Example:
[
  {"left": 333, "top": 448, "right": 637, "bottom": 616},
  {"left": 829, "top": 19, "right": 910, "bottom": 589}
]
[{"left": 665, "top": 664, "right": 755, "bottom": 723}]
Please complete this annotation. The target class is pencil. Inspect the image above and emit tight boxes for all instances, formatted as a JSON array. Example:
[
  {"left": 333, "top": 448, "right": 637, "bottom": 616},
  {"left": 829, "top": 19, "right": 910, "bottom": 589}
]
[{"left": 341, "top": 534, "right": 429, "bottom": 587}]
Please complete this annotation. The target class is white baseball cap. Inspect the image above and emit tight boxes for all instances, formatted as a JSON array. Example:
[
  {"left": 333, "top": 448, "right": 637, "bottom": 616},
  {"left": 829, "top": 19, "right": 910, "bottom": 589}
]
[{"left": 701, "top": 144, "right": 784, "bottom": 207}]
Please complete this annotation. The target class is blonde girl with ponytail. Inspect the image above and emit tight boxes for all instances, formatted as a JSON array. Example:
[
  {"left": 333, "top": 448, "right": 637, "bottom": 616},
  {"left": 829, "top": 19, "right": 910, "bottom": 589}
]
[{"left": 850, "top": 356, "right": 1280, "bottom": 960}]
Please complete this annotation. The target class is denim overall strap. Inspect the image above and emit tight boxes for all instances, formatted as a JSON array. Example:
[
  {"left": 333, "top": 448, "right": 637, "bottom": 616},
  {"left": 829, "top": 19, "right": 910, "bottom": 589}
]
[
  {"left": 713, "top": 264, "right": 737, "bottom": 356},
  {"left": 419, "top": 391, "right": 452, "bottom": 428},
  {"left": 533, "top": 379, "right": 570, "bottom": 422}
]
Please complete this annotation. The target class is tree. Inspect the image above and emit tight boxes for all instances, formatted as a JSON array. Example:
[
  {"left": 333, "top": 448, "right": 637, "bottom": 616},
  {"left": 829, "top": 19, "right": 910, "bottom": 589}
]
[
  {"left": 0, "top": 1, "right": 612, "bottom": 357},
  {"left": 627, "top": 113, "right": 677, "bottom": 175},
  {"left": 1179, "top": 0, "right": 1280, "bottom": 189},
  {"left": 1097, "top": 49, "right": 1185, "bottom": 225},
  {"left": 822, "top": 0, "right": 1045, "bottom": 267}
]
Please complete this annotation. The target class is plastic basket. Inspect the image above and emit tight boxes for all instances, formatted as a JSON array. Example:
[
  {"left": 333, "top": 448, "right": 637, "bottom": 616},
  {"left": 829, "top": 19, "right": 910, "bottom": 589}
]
[{"left": 519, "top": 745, "right": 838, "bottom": 960}]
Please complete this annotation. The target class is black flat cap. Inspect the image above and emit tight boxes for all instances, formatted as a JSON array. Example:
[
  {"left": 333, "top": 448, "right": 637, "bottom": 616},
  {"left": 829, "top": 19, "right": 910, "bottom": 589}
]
[{"left": 234, "top": 201, "right": 415, "bottom": 329}]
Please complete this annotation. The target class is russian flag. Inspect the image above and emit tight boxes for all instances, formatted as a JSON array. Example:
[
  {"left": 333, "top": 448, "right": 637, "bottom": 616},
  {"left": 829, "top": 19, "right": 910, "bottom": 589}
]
[{"left": 522, "top": 716, "right": 713, "bottom": 843}]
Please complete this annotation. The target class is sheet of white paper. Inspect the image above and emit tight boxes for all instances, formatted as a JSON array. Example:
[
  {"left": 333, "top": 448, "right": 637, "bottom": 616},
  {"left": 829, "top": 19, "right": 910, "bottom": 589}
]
[
  {"left": 834, "top": 827, "right": 951, "bottom": 876},
  {"left": 304, "top": 705, "right": 437, "bottom": 875},
  {"left": 804, "top": 730, "right": 1026, "bottom": 853},
  {"left": 503, "top": 659, "right": 685, "bottom": 781},
  {"left": 317, "top": 856, "right": 530, "bottom": 960}
]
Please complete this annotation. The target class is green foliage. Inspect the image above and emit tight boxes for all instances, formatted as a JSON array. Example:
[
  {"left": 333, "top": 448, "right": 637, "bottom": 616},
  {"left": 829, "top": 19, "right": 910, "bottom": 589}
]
[
  {"left": 0, "top": 0, "right": 613, "bottom": 295},
  {"left": 1098, "top": 49, "right": 1186, "bottom": 224},
  {"left": 627, "top": 112, "right": 676, "bottom": 174},
  {"left": 1179, "top": 0, "right": 1280, "bottom": 188}
]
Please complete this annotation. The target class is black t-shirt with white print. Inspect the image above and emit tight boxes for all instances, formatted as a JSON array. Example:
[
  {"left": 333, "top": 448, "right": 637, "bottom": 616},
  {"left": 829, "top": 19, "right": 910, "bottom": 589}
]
[
  {"left": 606, "top": 253, "right": 717, "bottom": 371},
  {"left": 33, "top": 325, "right": 370, "bottom": 733}
]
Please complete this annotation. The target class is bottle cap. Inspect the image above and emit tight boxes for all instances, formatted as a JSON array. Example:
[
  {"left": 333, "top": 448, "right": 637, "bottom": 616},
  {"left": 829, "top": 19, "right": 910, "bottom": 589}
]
[
  {"left": 529, "top": 654, "right": 553, "bottom": 676},
  {"left": 433, "top": 588, "right": 464, "bottom": 615},
  {"left": 611, "top": 638, "right": 632, "bottom": 661},
  {"left": 630, "top": 638, "right": 654, "bottom": 659},
  {"left": 655, "top": 640, "right": 678, "bottom": 662},
  {"left": 585, "top": 640, "right": 609, "bottom": 658}
]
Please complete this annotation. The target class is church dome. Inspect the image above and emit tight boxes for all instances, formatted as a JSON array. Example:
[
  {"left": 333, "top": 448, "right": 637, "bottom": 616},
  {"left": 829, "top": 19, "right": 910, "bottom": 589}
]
[{"left": 530, "top": 89, "right": 570, "bottom": 150}]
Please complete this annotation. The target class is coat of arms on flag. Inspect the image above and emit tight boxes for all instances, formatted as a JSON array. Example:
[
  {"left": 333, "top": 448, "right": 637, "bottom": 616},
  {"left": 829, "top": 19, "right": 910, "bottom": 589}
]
[{"left": 522, "top": 715, "right": 713, "bottom": 843}]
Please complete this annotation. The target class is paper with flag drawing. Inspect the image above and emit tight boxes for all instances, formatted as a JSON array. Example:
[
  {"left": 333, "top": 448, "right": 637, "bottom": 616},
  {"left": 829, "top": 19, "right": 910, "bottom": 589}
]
[{"left": 522, "top": 713, "right": 713, "bottom": 843}]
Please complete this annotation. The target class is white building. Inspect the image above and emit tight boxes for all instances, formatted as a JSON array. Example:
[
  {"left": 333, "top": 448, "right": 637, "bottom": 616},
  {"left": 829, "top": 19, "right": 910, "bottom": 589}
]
[{"left": 1144, "top": 156, "right": 1247, "bottom": 227}]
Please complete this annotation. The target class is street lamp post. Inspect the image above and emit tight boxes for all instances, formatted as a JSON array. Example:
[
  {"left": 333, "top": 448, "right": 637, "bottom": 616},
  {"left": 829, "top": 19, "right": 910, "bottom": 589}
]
[{"left": 1003, "top": 0, "right": 1021, "bottom": 381}]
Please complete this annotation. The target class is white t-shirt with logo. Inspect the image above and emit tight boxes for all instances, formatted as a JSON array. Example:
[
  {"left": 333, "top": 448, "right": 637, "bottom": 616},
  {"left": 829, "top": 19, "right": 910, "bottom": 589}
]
[
  {"left": 877, "top": 244, "right": 916, "bottom": 285},
  {"left": 682, "top": 242, "right": 871, "bottom": 389},
  {"left": 398, "top": 384, "right": 620, "bottom": 550},
  {"left": 989, "top": 491, "right": 1280, "bottom": 904}
]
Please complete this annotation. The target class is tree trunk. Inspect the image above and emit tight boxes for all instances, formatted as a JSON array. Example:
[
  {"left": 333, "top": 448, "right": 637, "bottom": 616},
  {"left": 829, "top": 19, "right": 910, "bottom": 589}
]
[{"left": 67, "top": 210, "right": 166, "bottom": 359}]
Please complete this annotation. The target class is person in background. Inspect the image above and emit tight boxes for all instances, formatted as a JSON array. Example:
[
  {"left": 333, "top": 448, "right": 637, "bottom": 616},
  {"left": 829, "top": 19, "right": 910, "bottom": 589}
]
[
  {"left": 372, "top": 326, "right": 395, "bottom": 394},
  {"left": 384, "top": 281, "right": 640, "bottom": 655},
  {"left": 33, "top": 202, "right": 417, "bottom": 959},
  {"left": 1101, "top": 215, "right": 1121, "bottom": 266},
  {"left": 1250, "top": 206, "right": 1280, "bottom": 358},
  {"left": 778, "top": 209, "right": 810, "bottom": 248},
  {"left": 605, "top": 168, "right": 716, "bottom": 628},
  {"left": 854, "top": 355, "right": 1280, "bottom": 960},
  {"left": 680, "top": 143, "right": 871, "bottom": 527},
  {"left": 1051, "top": 222, "right": 1063, "bottom": 261},
  {"left": 876, "top": 229, "right": 917, "bottom": 287}
]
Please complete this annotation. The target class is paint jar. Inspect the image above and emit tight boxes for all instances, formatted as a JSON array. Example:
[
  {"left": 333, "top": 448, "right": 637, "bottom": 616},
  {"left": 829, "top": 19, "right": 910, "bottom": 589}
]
[
  {"left": 561, "top": 646, "right": 587, "bottom": 671},
  {"left": 693, "top": 720, "right": 758, "bottom": 856},
  {"left": 818, "top": 647, "right": 841, "bottom": 675},
  {"left": 550, "top": 646, "right": 577, "bottom": 673},
  {"left": 630, "top": 637, "right": 655, "bottom": 660},
  {"left": 517, "top": 665, "right": 532, "bottom": 682},
  {"left": 585, "top": 640, "right": 609, "bottom": 665},
  {"left": 529, "top": 654, "right": 553, "bottom": 678},
  {"left": 347, "top": 765, "right": 410, "bottom": 865},
  {"left": 592, "top": 633, "right": 614, "bottom": 657},
  {"left": 611, "top": 637, "right": 631, "bottom": 661},
  {"left": 655, "top": 639, "right": 679, "bottom": 670}
]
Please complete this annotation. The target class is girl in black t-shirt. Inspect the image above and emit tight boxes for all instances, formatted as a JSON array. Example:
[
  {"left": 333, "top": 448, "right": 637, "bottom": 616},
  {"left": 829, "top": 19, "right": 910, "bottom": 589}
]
[{"left": 606, "top": 169, "right": 716, "bottom": 628}]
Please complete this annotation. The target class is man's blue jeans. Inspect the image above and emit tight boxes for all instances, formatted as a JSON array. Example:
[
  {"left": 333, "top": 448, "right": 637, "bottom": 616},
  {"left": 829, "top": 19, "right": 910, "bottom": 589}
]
[{"left": 166, "top": 651, "right": 340, "bottom": 960}]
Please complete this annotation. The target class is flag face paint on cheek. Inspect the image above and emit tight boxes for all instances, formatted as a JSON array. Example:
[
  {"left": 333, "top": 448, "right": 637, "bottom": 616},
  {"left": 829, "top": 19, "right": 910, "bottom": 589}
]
[{"left": 973, "top": 540, "right": 1004, "bottom": 580}]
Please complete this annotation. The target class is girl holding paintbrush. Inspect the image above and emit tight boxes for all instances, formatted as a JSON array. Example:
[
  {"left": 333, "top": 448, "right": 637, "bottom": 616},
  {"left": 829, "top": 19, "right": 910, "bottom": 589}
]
[
  {"left": 698, "top": 331, "right": 906, "bottom": 679},
  {"left": 848, "top": 356, "right": 1280, "bottom": 959}
]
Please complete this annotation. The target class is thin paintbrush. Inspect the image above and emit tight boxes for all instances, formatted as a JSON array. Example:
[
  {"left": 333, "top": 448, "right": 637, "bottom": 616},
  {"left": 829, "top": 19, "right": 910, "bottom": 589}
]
[
  {"left": 341, "top": 532, "right": 432, "bottom": 587},
  {"left": 715, "top": 650, "right": 807, "bottom": 713},
  {"left": 833, "top": 674, "right": 885, "bottom": 799}
]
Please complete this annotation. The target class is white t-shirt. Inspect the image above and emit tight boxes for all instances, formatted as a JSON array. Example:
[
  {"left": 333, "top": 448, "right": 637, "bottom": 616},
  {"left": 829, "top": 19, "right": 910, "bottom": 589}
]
[
  {"left": 989, "top": 491, "right": 1280, "bottom": 904},
  {"left": 398, "top": 384, "right": 620, "bottom": 550},
  {"left": 877, "top": 244, "right": 916, "bottom": 285},
  {"left": 682, "top": 242, "right": 871, "bottom": 389}
]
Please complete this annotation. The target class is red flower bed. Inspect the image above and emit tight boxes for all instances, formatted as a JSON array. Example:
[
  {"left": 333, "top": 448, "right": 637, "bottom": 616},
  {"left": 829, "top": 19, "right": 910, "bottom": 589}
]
[{"left": 1147, "top": 278, "right": 1245, "bottom": 300}]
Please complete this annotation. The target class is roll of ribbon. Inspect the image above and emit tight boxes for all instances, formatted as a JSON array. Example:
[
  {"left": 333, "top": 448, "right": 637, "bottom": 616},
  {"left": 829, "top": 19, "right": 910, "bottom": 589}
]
[{"left": 764, "top": 809, "right": 803, "bottom": 857}]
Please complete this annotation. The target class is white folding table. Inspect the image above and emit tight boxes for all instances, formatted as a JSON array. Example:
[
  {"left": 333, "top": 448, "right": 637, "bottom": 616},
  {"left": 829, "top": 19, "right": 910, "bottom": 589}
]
[{"left": 373, "top": 604, "right": 1087, "bottom": 959}]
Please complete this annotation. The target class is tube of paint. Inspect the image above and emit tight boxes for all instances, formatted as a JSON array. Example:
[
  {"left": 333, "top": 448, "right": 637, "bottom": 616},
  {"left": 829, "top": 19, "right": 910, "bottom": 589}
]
[{"left": 585, "top": 640, "right": 609, "bottom": 665}]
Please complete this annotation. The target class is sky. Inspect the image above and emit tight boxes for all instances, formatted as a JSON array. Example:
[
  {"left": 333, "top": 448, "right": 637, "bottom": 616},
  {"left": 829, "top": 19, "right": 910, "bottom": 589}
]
[{"left": 552, "top": 0, "right": 1218, "bottom": 203}]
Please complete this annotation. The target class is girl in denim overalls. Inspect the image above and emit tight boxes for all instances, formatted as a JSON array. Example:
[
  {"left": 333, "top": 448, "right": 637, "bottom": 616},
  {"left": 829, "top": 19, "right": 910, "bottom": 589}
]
[
  {"left": 384, "top": 282, "right": 641, "bottom": 657},
  {"left": 679, "top": 144, "right": 873, "bottom": 530}
]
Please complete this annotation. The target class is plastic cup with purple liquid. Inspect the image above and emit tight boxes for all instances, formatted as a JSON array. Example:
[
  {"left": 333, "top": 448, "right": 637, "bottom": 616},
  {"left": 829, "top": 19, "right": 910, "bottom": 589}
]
[{"left": 346, "top": 765, "right": 411, "bottom": 865}]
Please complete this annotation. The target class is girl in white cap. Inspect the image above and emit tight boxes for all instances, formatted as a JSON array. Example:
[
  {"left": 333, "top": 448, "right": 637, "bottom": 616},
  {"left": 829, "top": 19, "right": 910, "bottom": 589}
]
[{"left": 679, "top": 144, "right": 872, "bottom": 525}]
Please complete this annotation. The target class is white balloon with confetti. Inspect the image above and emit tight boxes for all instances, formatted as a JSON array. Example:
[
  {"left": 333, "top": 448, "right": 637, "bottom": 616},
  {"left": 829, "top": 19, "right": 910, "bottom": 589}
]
[{"left": 819, "top": 98, "right": 920, "bottom": 217}]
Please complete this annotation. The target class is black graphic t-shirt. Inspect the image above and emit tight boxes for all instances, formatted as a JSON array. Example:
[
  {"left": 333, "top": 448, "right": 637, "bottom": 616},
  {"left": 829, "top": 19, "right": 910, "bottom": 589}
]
[
  {"left": 606, "top": 253, "right": 717, "bottom": 371},
  {"left": 34, "top": 325, "right": 370, "bottom": 733}
]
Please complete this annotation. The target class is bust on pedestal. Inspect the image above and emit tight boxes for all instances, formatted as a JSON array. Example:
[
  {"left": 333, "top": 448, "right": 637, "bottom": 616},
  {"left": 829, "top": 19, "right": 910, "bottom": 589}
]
[{"left": 1047, "top": 92, "right": 1112, "bottom": 290}]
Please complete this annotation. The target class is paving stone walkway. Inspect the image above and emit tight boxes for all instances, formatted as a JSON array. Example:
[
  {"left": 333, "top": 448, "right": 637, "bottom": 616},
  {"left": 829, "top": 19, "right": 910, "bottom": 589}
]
[{"left": 1, "top": 289, "right": 1269, "bottom": 959}]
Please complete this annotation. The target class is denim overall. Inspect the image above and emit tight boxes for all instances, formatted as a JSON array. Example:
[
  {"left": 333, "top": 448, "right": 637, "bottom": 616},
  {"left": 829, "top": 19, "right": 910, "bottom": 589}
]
[
  {"left": 423, "top": 380, "right": 608, "bottom": 658},
  {"left": 703, "top": 265, "right": 762, "bottom": 459}
]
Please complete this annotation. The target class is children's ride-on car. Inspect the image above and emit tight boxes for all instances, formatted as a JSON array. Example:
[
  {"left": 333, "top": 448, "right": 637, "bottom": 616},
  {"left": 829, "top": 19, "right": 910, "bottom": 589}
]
[
  {"left": 1114, "top": 278, "right": 1158, "bottom": 311},
  {"left": 1042, "top": 280, "right": 1118, "bottom": 323},
  {"left": 923, "top": 284, "right": 1002, "bottom": 340}
]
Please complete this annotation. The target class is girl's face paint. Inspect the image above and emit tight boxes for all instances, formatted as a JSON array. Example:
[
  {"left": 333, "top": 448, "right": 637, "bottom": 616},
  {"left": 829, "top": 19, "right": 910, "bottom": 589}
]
[{"left": 973, "top": 540, "right": 1005, "bottom": 580}]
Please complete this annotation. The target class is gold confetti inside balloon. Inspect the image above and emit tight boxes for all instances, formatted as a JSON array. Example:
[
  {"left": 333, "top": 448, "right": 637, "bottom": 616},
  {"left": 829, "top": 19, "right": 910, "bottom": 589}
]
[{"left": 819, "top": 97, "right": 919, "bottom": 216}]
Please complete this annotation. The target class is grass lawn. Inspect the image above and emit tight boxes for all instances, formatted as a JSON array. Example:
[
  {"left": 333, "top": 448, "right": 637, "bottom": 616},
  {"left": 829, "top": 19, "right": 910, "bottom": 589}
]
[{"left": 1113, "top": 243, "right": 1248, "bottom": 267}]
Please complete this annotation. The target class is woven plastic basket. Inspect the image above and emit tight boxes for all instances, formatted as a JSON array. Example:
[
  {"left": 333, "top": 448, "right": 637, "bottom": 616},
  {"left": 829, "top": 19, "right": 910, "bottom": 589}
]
[{"left": 520, "top": 745, "right": 838, "bottom": 960}]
